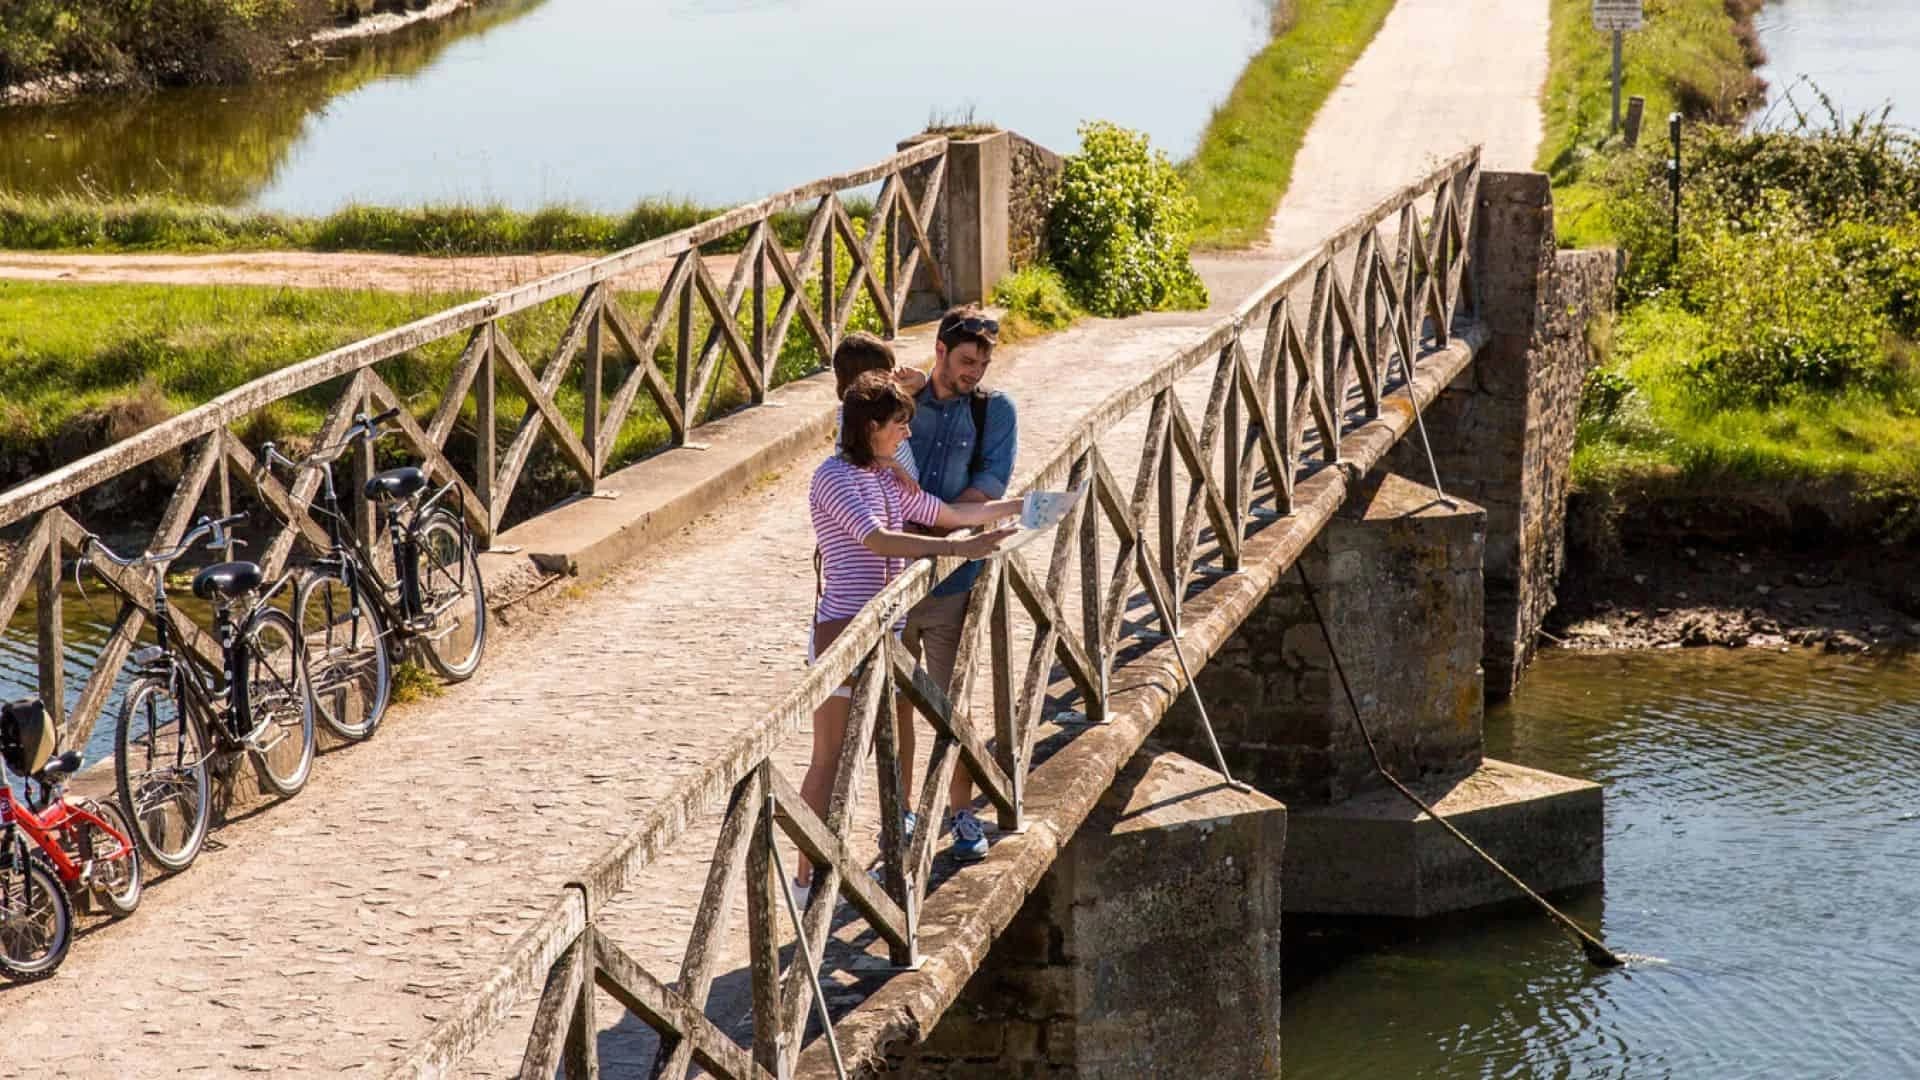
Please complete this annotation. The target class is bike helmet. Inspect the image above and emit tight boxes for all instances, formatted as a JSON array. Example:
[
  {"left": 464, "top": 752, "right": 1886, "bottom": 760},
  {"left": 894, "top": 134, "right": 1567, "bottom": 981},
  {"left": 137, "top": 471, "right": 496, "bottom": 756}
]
[{"left": 0, "top": 697, "right": 53, "bottom": 777}]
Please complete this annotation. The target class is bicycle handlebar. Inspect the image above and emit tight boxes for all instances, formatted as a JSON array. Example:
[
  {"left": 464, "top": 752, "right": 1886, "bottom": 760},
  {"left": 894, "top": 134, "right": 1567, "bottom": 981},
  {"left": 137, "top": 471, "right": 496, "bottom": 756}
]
[
  {"left": 259, "top": 407, "right": 404, "bottom": 477},
  {"left": 82, "top": 512, "right": 248, "bottom": 570}
]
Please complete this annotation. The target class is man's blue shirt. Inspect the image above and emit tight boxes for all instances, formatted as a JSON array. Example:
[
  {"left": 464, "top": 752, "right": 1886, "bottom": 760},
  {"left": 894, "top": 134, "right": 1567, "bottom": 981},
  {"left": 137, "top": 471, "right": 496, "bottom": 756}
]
[{"left": 908, "top": 385, "right": 1017, "bottom": 597}]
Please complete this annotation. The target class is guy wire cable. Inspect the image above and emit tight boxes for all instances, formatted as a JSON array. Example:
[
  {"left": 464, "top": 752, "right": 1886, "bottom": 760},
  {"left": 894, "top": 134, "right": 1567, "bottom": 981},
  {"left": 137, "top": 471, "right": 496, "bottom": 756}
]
[{"left": 1293, "top": 561, "right": 1625, "bottom": 969}]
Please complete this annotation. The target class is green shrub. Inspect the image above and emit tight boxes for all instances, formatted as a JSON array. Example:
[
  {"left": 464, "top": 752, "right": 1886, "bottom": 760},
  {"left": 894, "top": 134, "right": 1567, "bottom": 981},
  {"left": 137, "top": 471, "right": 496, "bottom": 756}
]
[
  {"left": 991, "top": 265, "right": 1082, "bottom": 339},
  {"left": 1048, "top": 122, "right": 1207, "bottom": 318},
  {"left": 0, "top": 0, "right": 318, "bottom": 88},
  {"left": 1676, "top": 191, "right": 1891, "bottom": 403},
  {"left": 1833, "top": 217, "right": 1920, "bottom": 339}
]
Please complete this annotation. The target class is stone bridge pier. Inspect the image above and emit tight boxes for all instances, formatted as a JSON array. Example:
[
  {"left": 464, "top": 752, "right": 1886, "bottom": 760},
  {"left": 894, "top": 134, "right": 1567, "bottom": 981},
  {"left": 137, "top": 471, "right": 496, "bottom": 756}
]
[
  {"left": 1386, "top": 170, "right": 1618, "bottom": 698},
  {"left": 1155, "top": 170, "right": 1608, "bottom": 919}
]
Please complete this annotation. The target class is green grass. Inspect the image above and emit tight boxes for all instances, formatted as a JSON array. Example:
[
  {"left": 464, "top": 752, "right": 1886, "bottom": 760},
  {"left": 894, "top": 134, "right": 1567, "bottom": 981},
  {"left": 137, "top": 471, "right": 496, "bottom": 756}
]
[
  {"left": 1573, "top": 300, "right": 1920, "bottom": 505},
  {"left": 388, "top": 661, "right": 443, "bottom": 705},
  {"left": 0, "top": 278, "right": 845, "bottom": 514},
  {"left": 0, "top": 194, "right": 862, "bottom": 257},
  {"left": 1539, "top": 0, "right": 1764, "bottom": 245},
  {"left": 1180, "top": 0, "right": 1399, "bottom": 250},
  {"left": 991, "top": 265, "right": 1084, "bottom": 341},
  {"left": 1531, "top": 0, "right": 1920, "bottom": 520}
]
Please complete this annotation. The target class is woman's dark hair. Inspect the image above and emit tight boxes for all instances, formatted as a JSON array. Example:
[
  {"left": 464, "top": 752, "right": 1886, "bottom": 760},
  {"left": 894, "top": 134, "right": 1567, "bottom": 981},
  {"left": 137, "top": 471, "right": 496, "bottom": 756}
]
[
  {"left": 840, "top": 370, "right": 914, "bottom": 467},
  {"left": 832, "top": 332, "right": 896, "bottom": 399}
]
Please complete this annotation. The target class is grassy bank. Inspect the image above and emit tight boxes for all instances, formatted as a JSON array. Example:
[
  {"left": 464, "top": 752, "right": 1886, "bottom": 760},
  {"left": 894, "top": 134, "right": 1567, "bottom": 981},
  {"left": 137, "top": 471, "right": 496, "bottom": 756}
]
[
  {"left": 1540, "top": 0, "right": 1765, "bottom": 245},
  {"left": 1181, "top": 0, "right": 1399, "bottom": 249},
  {"left": 0, "top": 194, "right": 861, "bottom": 258},
  {"left": 1545, "top": 0, "right": 1920, "bottom": 535}
]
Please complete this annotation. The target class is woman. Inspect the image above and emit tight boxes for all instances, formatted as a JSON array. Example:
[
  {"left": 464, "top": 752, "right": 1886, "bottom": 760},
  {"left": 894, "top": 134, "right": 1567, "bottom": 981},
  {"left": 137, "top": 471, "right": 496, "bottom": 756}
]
[{"left": 799, "top": 371, "right": 1020, "bottom": 903}]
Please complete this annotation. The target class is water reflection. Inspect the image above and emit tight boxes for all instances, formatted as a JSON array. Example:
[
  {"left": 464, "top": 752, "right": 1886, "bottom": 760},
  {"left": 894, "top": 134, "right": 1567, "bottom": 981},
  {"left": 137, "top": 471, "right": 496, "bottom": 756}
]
[
  {"left": 1, "top": 0, "right": 1277, "bottom": 212},
  {"left": 1284, "top": 648, "right": 1920, "bottom": 1077},
  {"left": 0, "top": 0, "right": 550, "bottom": 205}
]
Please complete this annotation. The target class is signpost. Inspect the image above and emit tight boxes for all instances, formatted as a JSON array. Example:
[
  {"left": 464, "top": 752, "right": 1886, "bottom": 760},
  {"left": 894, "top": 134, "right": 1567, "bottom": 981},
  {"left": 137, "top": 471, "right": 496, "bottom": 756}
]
[{"left": 1593, "top": 0, "right": 1644, "bottom": 135}]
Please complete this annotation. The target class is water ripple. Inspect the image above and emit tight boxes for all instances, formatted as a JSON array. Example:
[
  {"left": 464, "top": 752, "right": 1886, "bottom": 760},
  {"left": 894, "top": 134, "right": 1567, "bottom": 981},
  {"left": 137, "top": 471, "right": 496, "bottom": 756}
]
[{"left": 1286, "top": 648, "right": 1920, "bottom": 1077}]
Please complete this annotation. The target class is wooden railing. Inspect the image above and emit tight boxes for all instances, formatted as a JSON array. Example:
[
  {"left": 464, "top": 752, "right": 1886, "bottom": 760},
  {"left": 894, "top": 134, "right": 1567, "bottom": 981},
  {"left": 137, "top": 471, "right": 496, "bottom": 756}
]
[
  {"left": 392, "top": 146, "right": 1483, "bottom": 1080},
  {"left": 0, "top": 138, "right": 951, "bottom": 757}
]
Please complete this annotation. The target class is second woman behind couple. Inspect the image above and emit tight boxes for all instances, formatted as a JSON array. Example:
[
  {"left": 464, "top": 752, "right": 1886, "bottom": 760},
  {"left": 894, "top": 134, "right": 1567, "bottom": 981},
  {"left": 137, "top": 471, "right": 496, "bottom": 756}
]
[{"left": 799, "top": 362, "right": 1020, "bottom": 906}]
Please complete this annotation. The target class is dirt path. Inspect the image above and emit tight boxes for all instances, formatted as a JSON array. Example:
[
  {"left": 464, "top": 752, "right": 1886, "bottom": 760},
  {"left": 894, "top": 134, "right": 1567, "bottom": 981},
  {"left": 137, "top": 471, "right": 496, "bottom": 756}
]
[{"left": 1263, "top": 0, "right": 1548, "bottom": 255}]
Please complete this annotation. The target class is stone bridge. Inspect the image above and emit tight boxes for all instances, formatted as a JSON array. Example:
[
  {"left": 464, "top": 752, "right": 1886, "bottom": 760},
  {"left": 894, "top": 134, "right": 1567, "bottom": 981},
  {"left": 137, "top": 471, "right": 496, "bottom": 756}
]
[
  {"left": 0, "top": 130, "right": 1609, "bottom": 1075},
  {"left": 0, "top": 8, "right": 1612, "bottom": 1060}
]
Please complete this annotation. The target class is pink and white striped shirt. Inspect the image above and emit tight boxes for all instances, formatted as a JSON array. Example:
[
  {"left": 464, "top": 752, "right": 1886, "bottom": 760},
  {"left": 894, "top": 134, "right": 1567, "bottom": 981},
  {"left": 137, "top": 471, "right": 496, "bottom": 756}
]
[{"left": 810, "top": 454, "right": 942, "bottom": 622}]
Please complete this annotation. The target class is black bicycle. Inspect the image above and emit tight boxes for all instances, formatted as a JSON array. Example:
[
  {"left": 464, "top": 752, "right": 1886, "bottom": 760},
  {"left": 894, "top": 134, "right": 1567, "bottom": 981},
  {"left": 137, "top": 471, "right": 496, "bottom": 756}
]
[
  {"left": 81, "top": 513, "right": 316, "bottom": 873},
  {"left": 259, "top": 407, "right": 487, "bottom": 742}
]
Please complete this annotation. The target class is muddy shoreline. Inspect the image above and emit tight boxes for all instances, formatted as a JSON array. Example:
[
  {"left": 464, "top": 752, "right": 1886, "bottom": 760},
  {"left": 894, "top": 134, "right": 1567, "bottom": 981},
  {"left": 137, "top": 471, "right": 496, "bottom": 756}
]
[{"left": 1547, "top": 491, "right": 1920, "bottom": 655}]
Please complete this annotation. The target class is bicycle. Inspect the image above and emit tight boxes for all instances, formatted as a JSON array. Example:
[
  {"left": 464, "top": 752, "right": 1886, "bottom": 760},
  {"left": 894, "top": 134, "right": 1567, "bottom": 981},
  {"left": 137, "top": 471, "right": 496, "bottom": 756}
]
[
  {"left": 0, "top": 697, "right": 142, "bottom": 982},
  {"left": 259, "top": 407, "right": 487, "bottom": 742},
  {"left": 80, "top": 513, "right": 316, "bottom": 873}
]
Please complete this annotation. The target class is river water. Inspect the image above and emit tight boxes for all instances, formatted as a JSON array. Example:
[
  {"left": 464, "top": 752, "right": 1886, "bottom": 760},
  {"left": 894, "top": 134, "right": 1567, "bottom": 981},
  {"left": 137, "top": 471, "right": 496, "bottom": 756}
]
[
  {"left": 1284, "top": 647, "right": 1920, "bottom": 1077},
  {"left": 1753, "top": 0, "right": 1918, "bottom": 129},
  {"left": 0, "top": 0, "right": 1277, "bottom": 213}
]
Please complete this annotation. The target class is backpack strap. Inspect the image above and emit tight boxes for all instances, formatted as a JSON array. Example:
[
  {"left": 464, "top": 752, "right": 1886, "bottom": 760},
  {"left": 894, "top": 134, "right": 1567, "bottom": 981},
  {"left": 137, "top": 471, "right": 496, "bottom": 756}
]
[{"left": 968, "top": 391, "right": 991, "bottom": 480}]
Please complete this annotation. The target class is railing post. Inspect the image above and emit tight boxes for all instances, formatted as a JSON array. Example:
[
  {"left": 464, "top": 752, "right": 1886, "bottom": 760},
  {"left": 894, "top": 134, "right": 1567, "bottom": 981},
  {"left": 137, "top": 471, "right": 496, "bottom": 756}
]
[
  {"left": 939, "top": 132, "right": 1011, "bottom": 306},
  {"left": 476, "top": 323, "right": 498, "bottom": 533},
  {"left": 35, "top": 532, "right": 64, "bottom": 730},
  {"left": 753, "top": 243, "right": 770, "bottom": 396},
  {"left": 744, "top": 773, "right": 784, "bottom": 1076},
  {"left": 582, "top": 289, "right": 603, "bottom": 485},
  {"left": 822, "top": 202, "right": 837, "bottom": 353}
]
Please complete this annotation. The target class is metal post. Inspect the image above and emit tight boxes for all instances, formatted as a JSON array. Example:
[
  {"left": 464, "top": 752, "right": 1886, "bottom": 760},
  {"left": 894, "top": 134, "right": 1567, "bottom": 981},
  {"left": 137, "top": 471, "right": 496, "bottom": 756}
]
[
  {"left": 1610, "top": 30, "right": 1624, "bottom": 135},
  {"left": 1667, "top": 112, "right": 1682, "bottom": 268}
]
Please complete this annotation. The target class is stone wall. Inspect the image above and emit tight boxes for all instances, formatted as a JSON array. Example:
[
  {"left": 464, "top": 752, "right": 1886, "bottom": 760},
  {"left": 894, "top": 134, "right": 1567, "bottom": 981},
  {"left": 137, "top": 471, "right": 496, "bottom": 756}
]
[
  {"left": 889, "top": 750, "right": 1285, "bottom": 1078},
  {"left": 1161, "top": 473, "right": 1486, "bottom": 805},
  {"left": 1387, "top": 173, "right": 1616, "bottom": 697},
  {"left": 1006, "top": 132, "right": 1064, "bottom": 270}
]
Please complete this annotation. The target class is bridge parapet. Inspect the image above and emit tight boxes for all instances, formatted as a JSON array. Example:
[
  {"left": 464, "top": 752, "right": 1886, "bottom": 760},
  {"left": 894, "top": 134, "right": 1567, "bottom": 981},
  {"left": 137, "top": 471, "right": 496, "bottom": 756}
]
[{"left": 386, "top": 146, "right": 1486, "bottom": 1079}]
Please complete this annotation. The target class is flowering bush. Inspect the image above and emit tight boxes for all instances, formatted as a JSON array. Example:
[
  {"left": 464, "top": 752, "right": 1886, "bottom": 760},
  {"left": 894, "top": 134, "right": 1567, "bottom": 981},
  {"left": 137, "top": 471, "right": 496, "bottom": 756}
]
[{"left": 1047, "top": 122, "right": 1207, "bottom": 317}]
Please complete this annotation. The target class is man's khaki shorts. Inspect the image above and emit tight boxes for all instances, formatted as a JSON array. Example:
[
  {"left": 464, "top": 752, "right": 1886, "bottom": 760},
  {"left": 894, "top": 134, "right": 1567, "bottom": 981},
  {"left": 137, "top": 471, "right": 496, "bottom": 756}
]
[{"left": 901, "top": 590, "right": 970, "bottom": 699}]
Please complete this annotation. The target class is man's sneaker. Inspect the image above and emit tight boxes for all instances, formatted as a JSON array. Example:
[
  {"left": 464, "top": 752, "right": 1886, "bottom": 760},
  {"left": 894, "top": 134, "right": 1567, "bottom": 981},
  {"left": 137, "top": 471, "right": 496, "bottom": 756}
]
[
  {"left": 947, "top": 809, "right": 990, "bottom": 863},
  {"left": 869, "top": 813, "right": 920, "bottom": 886},
  {"left": 873, "top": 811, "right": 918, "bottom": 851},
  {"left": 790, "top": 879, "right": 811, "bottom": 912}
]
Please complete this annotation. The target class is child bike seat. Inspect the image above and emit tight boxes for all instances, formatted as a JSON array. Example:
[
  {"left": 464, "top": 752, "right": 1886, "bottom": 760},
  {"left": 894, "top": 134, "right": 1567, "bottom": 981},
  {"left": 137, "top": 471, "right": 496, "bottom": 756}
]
[
  {"left": 192, "top": 561, "right": 264, "bottom": 600},
  {"left": 365, "top": 466, "right": 426, "bottom": 502},
  {"left": 0, "top": 698, "right": 53, "bottom": 777}
]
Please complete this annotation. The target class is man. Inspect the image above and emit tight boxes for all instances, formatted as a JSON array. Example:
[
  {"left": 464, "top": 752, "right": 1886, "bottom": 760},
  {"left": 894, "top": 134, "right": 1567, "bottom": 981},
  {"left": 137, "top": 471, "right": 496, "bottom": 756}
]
[{"left": 899, "top": 304, "right": 1017, "bottom": 862}]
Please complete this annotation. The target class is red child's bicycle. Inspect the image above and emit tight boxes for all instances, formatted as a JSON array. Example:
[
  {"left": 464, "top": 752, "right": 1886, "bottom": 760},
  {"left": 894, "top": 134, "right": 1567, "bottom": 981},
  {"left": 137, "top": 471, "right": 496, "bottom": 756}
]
[{"left": 0, "top": 697, "right": 143, "bottom": 982}]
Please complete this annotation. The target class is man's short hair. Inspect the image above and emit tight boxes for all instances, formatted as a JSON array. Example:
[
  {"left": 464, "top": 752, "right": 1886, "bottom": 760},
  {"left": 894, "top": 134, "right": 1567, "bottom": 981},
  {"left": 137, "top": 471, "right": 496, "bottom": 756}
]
[
  {"left": 840, "top": 370, "right": 915, "bottom": 467},
  {"left": 832, "top": 331, "right": 896, "bottom": 399},
  {"left": 937, "top": 304, "right": 999, "bottom": 353}
]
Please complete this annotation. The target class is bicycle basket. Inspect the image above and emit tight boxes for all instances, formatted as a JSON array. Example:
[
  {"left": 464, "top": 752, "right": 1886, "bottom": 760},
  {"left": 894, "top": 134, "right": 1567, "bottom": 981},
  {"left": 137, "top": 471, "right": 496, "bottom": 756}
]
[{"left": 0, "top": 698, "right": 53, "bottom": 777}]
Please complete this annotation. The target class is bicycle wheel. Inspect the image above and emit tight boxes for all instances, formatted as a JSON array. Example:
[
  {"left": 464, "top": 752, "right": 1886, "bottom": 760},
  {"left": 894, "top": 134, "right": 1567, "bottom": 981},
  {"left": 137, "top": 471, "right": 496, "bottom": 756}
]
[
  {"left": 412, "top": 510, "right": 487, "bottom": 681},
  {"left": 244, "top": 607, "right": 316, "bottom": 797},
  {"left": 0, "top": 852, "right": 72, "bottom": 982},
  {"left": 297, "top": 570, "right": 391, "bottom": 741},
  {"left": 116, "top": 677, "right": 211, "bottom": 873},
  {"left": 80, "top": 800, "right": 142, "bottom": 918}
]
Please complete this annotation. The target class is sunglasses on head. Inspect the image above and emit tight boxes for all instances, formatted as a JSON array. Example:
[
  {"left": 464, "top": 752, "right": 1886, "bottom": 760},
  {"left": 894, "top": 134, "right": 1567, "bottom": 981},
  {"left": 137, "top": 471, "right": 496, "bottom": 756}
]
[{"left": 938, "top": 314, "right": 999, "bottom": 344}]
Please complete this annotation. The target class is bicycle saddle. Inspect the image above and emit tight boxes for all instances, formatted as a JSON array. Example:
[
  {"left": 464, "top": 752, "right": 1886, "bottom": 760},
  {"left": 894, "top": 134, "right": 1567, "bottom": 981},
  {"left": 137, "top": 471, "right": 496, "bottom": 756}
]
[
  {"left": 0, "top": 697, "right": 53, "bottom": 777},
  {"left": 35, "top": 751, "right": 81, "bottom": 782},
  {"left": 192, "top": 561, "right": 264, "bottom": 600},
  {"left": 365, "top": 466, "right": 426, "bottom": 502}
]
